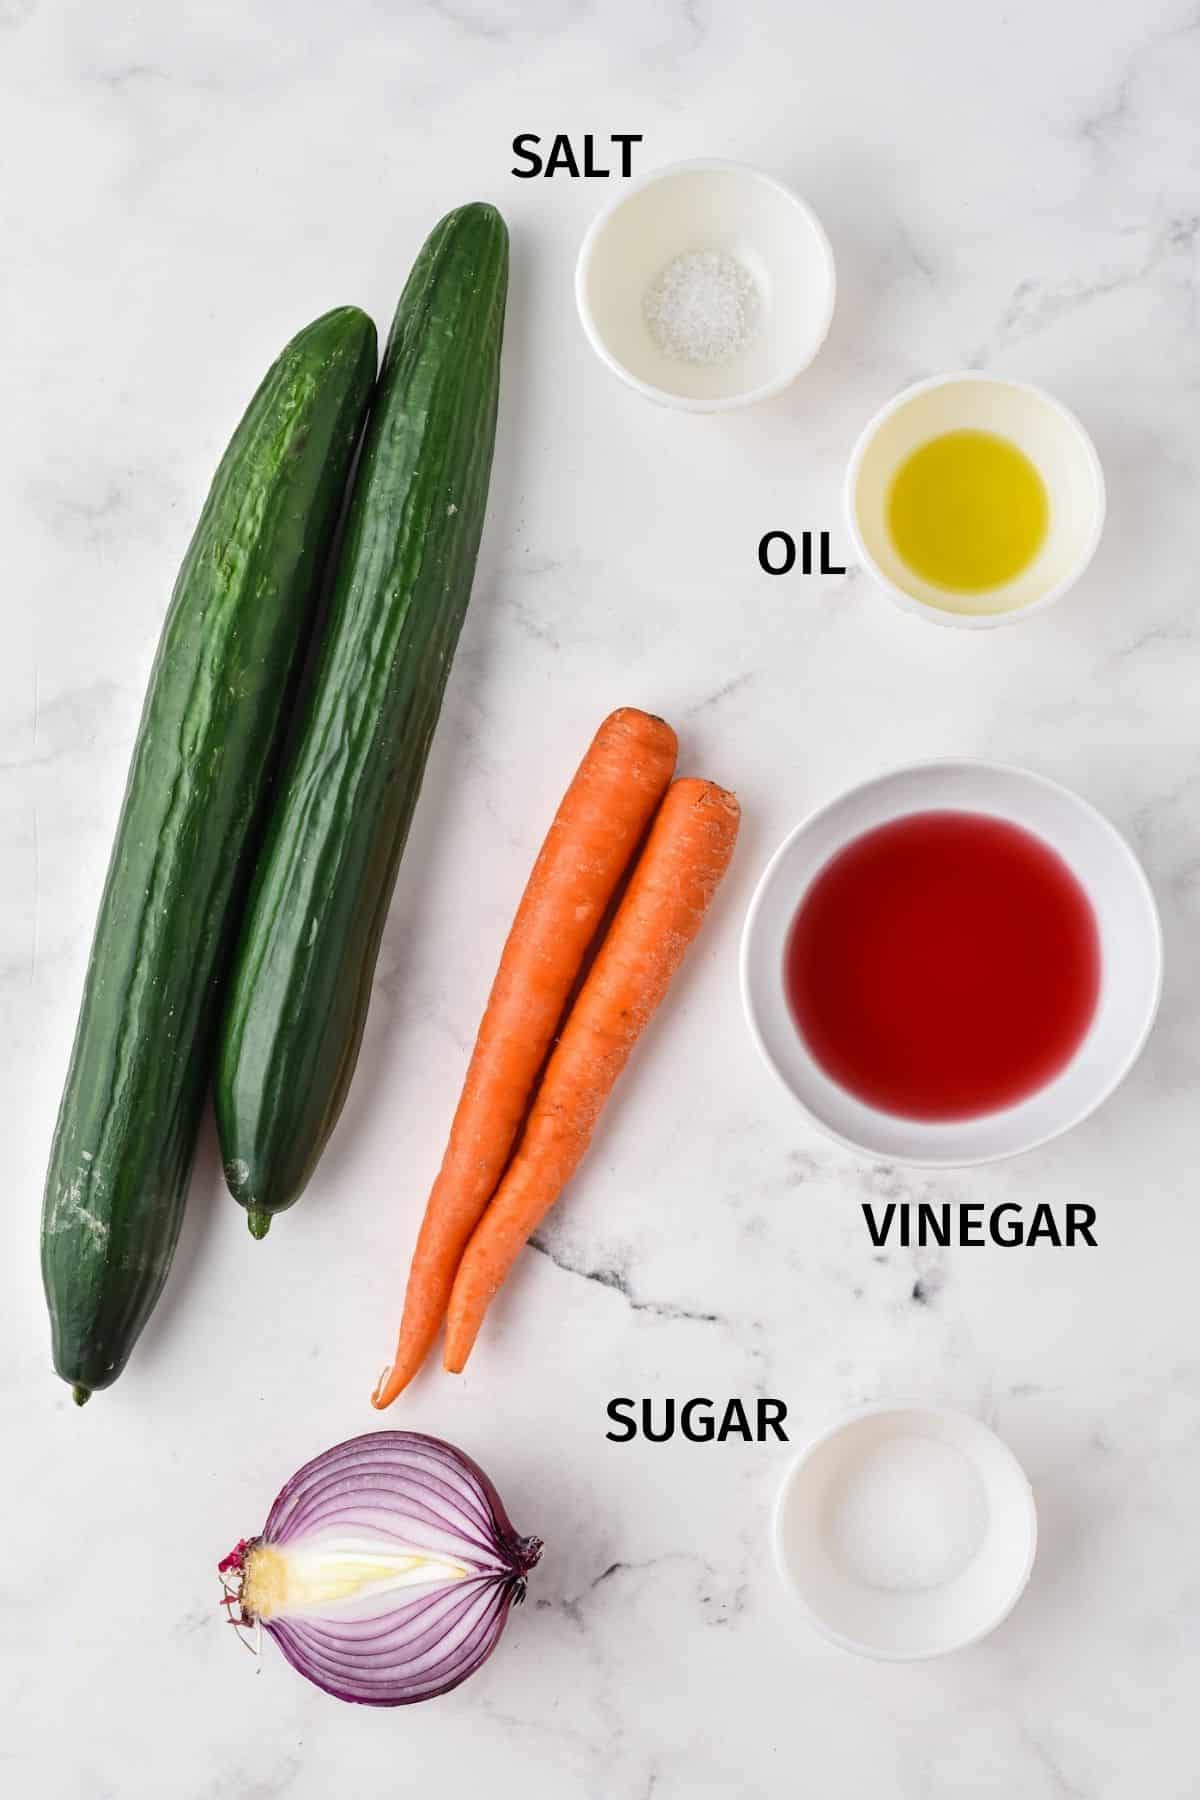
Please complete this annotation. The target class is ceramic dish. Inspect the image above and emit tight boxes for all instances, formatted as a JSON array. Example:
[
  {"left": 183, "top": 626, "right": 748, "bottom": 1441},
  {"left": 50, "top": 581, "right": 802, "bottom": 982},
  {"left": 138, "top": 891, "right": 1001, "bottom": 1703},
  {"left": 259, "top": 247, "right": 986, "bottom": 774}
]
[
  {"left": 845, "top": 373, "right": 1105, "bottom": 626},
  {"left": 740, "top": 760, "right": 1162, "bottom": 1166},
  {"left": 575, "top": 158, "right": 835, "bottom": 411},
  {"left": 772, "top": 1404, "right": 1038, "bottom": 1660}
]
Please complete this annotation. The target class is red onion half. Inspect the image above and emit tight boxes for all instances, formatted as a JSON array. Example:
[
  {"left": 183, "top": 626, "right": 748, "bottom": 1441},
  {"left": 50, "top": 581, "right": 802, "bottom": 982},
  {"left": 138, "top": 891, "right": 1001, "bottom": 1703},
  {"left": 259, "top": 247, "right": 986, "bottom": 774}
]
[{"left": 219, "top": 1431, "right": 542, "bottom": 1706}]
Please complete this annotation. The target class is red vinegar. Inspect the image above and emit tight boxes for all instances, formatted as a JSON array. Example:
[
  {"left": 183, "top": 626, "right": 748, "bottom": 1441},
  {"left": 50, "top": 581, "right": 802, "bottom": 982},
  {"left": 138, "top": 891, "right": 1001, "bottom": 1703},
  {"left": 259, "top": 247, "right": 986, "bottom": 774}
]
[{"left": 785, "top": 810, "right": 1100, "bottom": 1121}]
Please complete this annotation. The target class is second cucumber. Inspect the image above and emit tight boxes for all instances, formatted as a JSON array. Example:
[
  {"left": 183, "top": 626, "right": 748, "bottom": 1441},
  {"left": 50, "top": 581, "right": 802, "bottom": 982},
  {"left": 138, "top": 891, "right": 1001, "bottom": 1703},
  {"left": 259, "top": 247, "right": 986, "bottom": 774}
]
[{"left": 215, "top": 203, "right": 509, "bottom": 1235}]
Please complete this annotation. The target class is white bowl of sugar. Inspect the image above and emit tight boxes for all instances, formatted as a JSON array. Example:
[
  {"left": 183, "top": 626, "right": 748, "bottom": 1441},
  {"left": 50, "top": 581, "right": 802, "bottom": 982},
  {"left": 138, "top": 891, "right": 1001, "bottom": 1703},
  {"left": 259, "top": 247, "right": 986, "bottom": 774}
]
[
  {"left": 772, "top": 1405, "right": 1037, "bottom": 1659},
  {"left": 575, "top": 159, "right": 836, "bottom": 411}
]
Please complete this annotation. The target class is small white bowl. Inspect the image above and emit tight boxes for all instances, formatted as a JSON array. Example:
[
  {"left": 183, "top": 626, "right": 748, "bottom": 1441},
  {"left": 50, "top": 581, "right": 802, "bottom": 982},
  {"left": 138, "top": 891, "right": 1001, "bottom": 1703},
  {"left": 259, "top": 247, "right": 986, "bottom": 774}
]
[
  {"left": 845, "top": 373, "right": 1105, "bottom": 626},
  {"left": 740, "top": 760, "right": 1162, "bottom": 1166},
  {"left": 773, "top": 1405, "right": 1038, "bottom": 1660},
  {"left": 575, "top": 158, "right": 835, "bottom": 412}
]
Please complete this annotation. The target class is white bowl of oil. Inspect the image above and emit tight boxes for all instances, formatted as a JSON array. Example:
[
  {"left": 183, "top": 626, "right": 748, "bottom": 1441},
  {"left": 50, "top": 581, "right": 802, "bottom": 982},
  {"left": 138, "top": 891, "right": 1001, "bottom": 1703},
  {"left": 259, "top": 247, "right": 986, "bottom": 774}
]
[
  {"left": 575, "top": 158, "right": 836, "bottom": 412},
  {"left": 845, "top": 373, "right": 1105, "bottom": 627}
]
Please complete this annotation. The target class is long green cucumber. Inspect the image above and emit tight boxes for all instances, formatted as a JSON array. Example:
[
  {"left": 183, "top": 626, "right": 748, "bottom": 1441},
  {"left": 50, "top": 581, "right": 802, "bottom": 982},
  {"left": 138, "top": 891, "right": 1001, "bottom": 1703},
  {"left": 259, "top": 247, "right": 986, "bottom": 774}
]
[
  {"left": 41, "top": 307, "right": 377, "bottom": 1399},
  {"left": 215, "top": 203, "right": 508, "bottom": 1234}
]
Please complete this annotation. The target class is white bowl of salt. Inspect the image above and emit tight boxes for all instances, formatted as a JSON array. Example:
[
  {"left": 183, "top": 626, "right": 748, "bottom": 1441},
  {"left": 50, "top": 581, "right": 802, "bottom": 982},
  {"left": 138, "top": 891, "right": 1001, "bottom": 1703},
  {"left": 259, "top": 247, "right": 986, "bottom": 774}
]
[
  {"left": 575, "top": 158, "right": 835, "bottom": 411},
  {"left": 772, "top": 1405, "right": 1037, "bottom": 1659}
]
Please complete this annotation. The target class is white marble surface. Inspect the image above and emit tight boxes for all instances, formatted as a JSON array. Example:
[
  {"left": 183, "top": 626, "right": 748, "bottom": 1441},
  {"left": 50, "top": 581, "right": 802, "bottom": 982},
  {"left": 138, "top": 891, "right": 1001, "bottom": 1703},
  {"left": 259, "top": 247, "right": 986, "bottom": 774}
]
[{"left": 5, "top": 1, "right": 1199, "bottom": 1794}]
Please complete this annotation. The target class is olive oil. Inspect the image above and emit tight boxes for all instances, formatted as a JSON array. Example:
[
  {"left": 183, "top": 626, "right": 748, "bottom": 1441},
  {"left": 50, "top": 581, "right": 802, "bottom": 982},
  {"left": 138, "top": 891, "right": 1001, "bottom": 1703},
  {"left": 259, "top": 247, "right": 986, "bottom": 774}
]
[{"left": 887, "top": 429, "right": 1048, "bottom": 601}]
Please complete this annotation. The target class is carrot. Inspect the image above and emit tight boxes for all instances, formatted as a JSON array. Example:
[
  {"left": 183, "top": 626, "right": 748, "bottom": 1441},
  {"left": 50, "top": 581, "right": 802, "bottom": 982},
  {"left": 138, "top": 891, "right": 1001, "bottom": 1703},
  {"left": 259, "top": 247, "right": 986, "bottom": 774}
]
[
  {"left": 442, "top": 777, "right": 740, "bottom": 1374},
  {"left": 371, "top": 707, "right": 678, "bottom": 1407}
]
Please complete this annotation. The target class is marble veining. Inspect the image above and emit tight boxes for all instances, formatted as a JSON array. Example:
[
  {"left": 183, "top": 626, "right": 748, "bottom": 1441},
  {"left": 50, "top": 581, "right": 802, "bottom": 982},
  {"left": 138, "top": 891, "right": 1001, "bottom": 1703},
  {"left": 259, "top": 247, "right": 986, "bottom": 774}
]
[{"left": 5, "top": 1, "right": 1200, "bottom": 1795}]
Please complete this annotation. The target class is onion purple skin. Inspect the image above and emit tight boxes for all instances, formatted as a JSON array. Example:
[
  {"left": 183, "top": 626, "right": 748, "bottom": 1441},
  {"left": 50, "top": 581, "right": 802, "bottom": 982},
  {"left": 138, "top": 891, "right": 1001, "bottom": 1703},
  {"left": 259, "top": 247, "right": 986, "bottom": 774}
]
[{"left": 224, "top": 1431, "right": 542, "bottom": 1708}]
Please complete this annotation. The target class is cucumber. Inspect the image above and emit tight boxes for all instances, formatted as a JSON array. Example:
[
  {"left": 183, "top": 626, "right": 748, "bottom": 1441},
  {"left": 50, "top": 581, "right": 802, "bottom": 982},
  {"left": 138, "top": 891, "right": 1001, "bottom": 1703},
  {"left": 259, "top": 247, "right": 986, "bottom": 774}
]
[
  {"left": 215, "top": 203, "right": 508, "bottom": 1234},
  {"left": 41, "top": 307, "right": 378, "bottom": 1399}
]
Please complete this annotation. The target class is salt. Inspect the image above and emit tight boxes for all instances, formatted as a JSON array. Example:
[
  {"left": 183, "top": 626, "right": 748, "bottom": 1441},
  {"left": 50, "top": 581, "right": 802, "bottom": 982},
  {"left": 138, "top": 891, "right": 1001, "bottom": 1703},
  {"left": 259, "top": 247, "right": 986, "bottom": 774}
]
[
  {"left": 643, "top": 249, "right": 761, "bottom": 366},
  {"left": 824, "top": 1434, "right": 988, "bottom": 1592}
]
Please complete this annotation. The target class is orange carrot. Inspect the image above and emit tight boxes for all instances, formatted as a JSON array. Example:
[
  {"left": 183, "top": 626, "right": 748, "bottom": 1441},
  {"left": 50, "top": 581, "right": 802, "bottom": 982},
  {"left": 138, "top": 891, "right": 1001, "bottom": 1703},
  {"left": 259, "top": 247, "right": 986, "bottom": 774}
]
[
  {"left": 371, "top": 708, "right": 678, "bottom": 1407},
  {"left": 442, "top": 777, "right": 740, "bottom": 1374}
]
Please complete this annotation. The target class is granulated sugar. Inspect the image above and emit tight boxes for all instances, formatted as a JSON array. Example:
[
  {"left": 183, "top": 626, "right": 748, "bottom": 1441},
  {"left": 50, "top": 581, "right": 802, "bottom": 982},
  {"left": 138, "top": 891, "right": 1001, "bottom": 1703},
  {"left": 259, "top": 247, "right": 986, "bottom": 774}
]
[
  {"left": 643, "top": 249, "right": 761, "bottom": 366},
  {"left": 824, "top": 1434, "right": 988, "bottom": 1592}
]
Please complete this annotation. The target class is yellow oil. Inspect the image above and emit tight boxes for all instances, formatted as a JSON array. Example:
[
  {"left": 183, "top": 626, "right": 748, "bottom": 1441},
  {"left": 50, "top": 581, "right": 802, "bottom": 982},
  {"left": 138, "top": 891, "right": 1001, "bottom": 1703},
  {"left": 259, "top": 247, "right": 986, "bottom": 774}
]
[{"left": 887, "top": 429, "right": 1049, "bottom": 603}]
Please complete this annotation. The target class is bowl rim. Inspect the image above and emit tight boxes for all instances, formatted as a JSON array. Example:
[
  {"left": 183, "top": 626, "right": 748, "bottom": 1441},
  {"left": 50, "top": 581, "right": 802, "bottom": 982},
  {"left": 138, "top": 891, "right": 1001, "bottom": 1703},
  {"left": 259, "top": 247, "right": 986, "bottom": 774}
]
[
  {"left": 843, "top": 370, "right": 1107, "bottom": 628},
  {"left": 770, "top": 1401, "right": 1040, "bottom": 1661},
  {"left": 574, "top": 155, "right": 837, "bottom": 413},
  {"left": 738, "top": 757, "right": 1164, "bottom": 1168}
]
